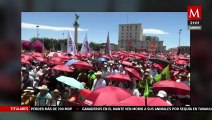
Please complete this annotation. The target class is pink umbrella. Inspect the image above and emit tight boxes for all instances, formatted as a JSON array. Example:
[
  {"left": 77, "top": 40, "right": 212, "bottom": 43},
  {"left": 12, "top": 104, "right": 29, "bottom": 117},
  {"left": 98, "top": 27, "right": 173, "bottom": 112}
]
[
  {"left": 48, "top": 57, "right": 63, "bottom": 65},
  {"left": 72, "top": 61, "right": 93, "bottom": 70},
  {"left": 52, "top": 65, "right": 73, "bottom": 72},
  {"left": 112, "top": 96, "right": 172, "bottom": 106},
  {"left": 154, "top": 64, "right": 163, "bottom": 70},
  {"left": 121, "top": 61, "right": 132, "bottom": 66},
  {"left": 105, "top": 73, "right": 131, "bottom": 82},
  {"left": 35, "top": 57, "right": 46, "bottom": 62},
  {"left": 101, "top": 55, "right": 111, "bottom": 60},
  {"left": 70, "top": 55, "right": 78, "bottom": 59},
  {"left": 60, "top": 55, "right": 69, "bottom": 60},
  {"left": 176, "top": 60, "right": 188, "bottom": 65},
  {"left": 22, "top": 54, "right": 34, "bottom": 61},
  {"left": 21, "top": 58, "right": 30, "bottom": 64},
  {"left": 124, "top": 67, "right": 141, "bottom": 80},
  {"left": 31, "top": 52, "right": 43, "bottom": 58},
  {"left": 80, "top": 86, "right": 132, "bottom": 106}
]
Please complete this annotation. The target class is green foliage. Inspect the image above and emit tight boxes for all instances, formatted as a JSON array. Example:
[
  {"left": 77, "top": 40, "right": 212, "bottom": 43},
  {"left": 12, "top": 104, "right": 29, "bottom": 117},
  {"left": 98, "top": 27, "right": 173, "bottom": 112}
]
[
  {"left": 89, "top": 42, "right": 103, "bottom": 51},
  {"left": 30, "top": 37, "right": 104, "bottom": 51},
  {"left": 31, "top": 37, "right": 67, "bottom": 51}
]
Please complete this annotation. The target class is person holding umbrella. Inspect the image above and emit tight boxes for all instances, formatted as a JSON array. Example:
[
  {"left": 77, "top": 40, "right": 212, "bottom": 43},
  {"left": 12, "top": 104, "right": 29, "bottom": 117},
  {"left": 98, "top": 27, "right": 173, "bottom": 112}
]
[{"left": 91, "top": 71, "right": 106, "bottom": 91}]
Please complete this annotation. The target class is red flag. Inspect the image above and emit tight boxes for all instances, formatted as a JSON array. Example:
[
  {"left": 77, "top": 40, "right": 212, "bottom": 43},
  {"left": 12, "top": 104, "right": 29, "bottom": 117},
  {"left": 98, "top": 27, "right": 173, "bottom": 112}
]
[
  {"left": 128, "top": 39, "right": 132, "bottom": 48},
  {"left": 150, "top": 42, "right": 156, "bottom": 50}
]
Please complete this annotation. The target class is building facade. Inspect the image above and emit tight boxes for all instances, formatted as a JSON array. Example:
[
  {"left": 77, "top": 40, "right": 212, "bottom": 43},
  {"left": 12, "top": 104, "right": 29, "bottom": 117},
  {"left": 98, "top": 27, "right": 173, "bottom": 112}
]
[
  {"left": 118, "top": 23, "right": 166, "bottom": 53},
  {"left": 178, "top": 46, "right": 190, "bottom": 54},
  {"left": 118, "top": 23, "right": 143, "bottom": 51}
]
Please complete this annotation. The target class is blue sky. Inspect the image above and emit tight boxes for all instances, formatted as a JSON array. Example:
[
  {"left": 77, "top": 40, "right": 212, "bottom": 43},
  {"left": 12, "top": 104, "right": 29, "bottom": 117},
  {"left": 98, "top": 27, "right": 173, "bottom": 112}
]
[{"left": 21, "top": 12, "right": 190, "bottom": 49}]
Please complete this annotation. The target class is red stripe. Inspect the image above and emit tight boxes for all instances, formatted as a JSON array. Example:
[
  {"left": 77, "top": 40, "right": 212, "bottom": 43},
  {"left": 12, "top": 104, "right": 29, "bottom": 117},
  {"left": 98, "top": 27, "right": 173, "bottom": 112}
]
[{"left": 0, "top": 106, "right": 30, "bottom": 112}]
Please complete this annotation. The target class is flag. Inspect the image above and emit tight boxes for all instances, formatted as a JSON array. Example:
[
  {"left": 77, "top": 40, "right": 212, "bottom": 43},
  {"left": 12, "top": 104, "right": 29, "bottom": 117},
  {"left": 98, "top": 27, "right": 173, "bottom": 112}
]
[
  {"left": 154, "top": 74, "right": 162, "bottom": 82},
  {"left": 154, "top": 65, "right": 170, "bottom": 82},
  {"left": 67, "top": 31, "right": 77, "bottom": 55},
  {"left": 105, "top": 32, "right": 111, "bottom": 56},
  {"left": 80, "top": 34, "right": 90, "bottom": 54},
  {"left": 161, "top": 65, "right": 170, "bottom": 80},
  {"left": 143, "top": 79, "right": 149, "bottom": 97}
]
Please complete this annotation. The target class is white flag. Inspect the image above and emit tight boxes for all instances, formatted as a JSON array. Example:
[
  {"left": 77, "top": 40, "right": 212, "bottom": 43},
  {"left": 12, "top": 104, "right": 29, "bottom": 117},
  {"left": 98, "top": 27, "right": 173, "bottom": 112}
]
[
  {"left": 80, "top": 34, "right": 90, "bottom": 54},
  {"left": 67, "top": 31, "right": 77, "bottom": 55}
]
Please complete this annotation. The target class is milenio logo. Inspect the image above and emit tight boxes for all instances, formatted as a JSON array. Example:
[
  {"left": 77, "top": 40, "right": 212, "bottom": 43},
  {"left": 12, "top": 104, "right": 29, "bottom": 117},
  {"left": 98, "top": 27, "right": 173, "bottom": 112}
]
[{"left": 187, "top": 6, "right": 202, "bottom": 30}]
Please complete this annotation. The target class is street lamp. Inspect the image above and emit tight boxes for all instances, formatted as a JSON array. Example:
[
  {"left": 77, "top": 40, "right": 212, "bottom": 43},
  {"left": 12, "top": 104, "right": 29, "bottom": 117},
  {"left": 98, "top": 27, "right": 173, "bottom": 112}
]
[
  {"left": 36, "top": 25, "right": 39, "bottom": 39},
  {"left": 179, "top": 29, "right": 182, "bottom": 47}
]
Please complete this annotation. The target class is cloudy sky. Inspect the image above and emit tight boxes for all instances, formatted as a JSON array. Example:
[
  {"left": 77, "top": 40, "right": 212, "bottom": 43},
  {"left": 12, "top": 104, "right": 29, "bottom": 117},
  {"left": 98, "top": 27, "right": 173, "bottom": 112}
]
[{"left": 21, "top": 12, "right": 190, "bottom": 49}]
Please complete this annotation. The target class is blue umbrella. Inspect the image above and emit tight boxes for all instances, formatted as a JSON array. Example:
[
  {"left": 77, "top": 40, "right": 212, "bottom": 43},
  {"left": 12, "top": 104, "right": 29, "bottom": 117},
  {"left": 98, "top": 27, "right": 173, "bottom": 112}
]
[
  {"left": 56, "top": 76, "right": 84, "bottom": 89},
  {"left": 65, "top": 59, "right": 79, "bottom": 66},
  {"left": 97, "top": 57, "right": 107, "bottom": 62}
]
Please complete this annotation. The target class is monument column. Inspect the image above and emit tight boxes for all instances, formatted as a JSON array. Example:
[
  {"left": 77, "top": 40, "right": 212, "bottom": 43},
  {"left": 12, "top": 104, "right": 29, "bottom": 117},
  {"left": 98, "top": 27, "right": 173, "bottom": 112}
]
[{"left": 73, "top": 13, "right": 79, "bottom": 50}]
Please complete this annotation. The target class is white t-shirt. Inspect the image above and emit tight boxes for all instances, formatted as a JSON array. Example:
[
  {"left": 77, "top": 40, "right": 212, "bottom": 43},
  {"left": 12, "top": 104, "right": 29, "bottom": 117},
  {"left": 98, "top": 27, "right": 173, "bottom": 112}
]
[{"left": 92, "top": 78, "right": 106, "bottom": 90}]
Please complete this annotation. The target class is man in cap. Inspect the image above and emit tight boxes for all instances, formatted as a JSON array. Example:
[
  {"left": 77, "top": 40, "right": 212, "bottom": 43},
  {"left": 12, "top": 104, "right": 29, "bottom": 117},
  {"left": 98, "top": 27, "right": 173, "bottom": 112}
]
[
  {"left": 91, "top": 71, "right": 106, "bottom": 90},
  {"left": 35, "top": 85, "right": 52, "bottom": 106},
  {"left": 157, "top": 90, "right": 172, "bottom": 105}
]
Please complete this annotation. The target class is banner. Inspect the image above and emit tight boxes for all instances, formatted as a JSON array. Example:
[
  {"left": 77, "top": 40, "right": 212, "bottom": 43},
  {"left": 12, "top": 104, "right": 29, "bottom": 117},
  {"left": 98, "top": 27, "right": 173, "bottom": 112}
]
[
  {"left": 80, "top": 34, "right": 90, "bottom": 54},
  {"left": 67, "top": 31, "right": 77, "bottom": 55}
]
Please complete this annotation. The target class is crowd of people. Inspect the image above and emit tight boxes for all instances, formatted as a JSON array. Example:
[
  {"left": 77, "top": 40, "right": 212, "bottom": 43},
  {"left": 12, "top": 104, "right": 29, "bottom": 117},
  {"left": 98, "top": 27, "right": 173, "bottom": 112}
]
[{"left": 21, "top": 50, "right": 190, "bottom": 106}]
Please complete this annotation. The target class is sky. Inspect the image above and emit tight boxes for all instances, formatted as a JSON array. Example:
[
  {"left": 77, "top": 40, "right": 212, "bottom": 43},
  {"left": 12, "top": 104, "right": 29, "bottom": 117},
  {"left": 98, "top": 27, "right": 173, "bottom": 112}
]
[{"left": 21, "top": 12, "right": 190, "bottom": 49}]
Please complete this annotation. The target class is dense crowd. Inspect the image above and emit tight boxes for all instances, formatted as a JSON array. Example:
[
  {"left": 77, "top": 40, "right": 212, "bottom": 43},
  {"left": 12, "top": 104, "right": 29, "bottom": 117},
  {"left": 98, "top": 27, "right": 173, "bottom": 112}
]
[{"left": 21, "top": 50, "right": 190, "bottom": 106}]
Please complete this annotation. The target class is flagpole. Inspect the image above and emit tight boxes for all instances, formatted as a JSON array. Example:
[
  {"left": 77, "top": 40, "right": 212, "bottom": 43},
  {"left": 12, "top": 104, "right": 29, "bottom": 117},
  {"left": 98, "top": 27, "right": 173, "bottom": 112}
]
[
  {"left": 145, "top": 78, "right": 147, "bottom": 106},
  {"left": 145, "top": 96, "right": 147, "bottom": 106}
]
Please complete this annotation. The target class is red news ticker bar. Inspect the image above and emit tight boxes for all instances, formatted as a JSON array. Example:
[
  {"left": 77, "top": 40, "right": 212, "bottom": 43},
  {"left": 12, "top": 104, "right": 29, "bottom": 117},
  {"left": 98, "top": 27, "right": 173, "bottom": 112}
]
[{"left": 0, "top": 106, "right": 30, "bottom": 112}]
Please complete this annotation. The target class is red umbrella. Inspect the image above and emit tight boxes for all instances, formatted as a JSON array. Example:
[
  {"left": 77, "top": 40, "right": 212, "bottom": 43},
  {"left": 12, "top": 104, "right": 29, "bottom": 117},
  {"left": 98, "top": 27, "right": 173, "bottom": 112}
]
[
  {"left": 31, "top": 52, "right": 43, "bottom": 58},
  {"left": 80, "top": 86, "right": 132, "bottom": 106},
  {"left": 176, "top": 60, "right": 188, "bottom": 65},
  {"left": 105, "top": 74, "right": 131, "bottom": 82},
  {"left": 35, "top": 57, "right": 46, "bottom": 62},
  {"left": 121, "top": 61, "right": 132, "bottom": 66},
  {"left": 152, "top": 80, "right": 190, "bottom": 95},
  {"left": 112, "top": 96, "right": 172, "bottom": 106},
  {"left": 22, "top": 54, "right": 34, "bottom": 61},
  {"left": 134, "top": 56, "right": 141, "bottom": 60},
  {"left": 72, "top": 61, "right": 92, "bottom": 70},
  {"left": 124, "top": 67, "right": 141, "bottom": 80},
  {"left": 60, "top": 55, "right": 69, "bottom": 60},
  {"left": 112, "top": 54, "right": 119, "bottom": 59},
  {"left": 178, "top": 57, "right": 189, "bottom": 61},
  {"left": 70, "top": 55, "right": 78, "bottom": 59},
  {"left": 48, "top": 57, "right": 63, "bottom": 65},
  {"left": 154, "top": 64, "right": 163, "bottom": 70},
  {"left": 52, "top": 65, "right": 73, "bottom": 72},
  {"left": 101, "top": 55, "right": 111, "bottom": 60},
  {"left": 21, "top": 58, "right": 30, "bottom": 64},
  {"left": 86, "top": 53, "right": 93, "bottom": 58}
]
